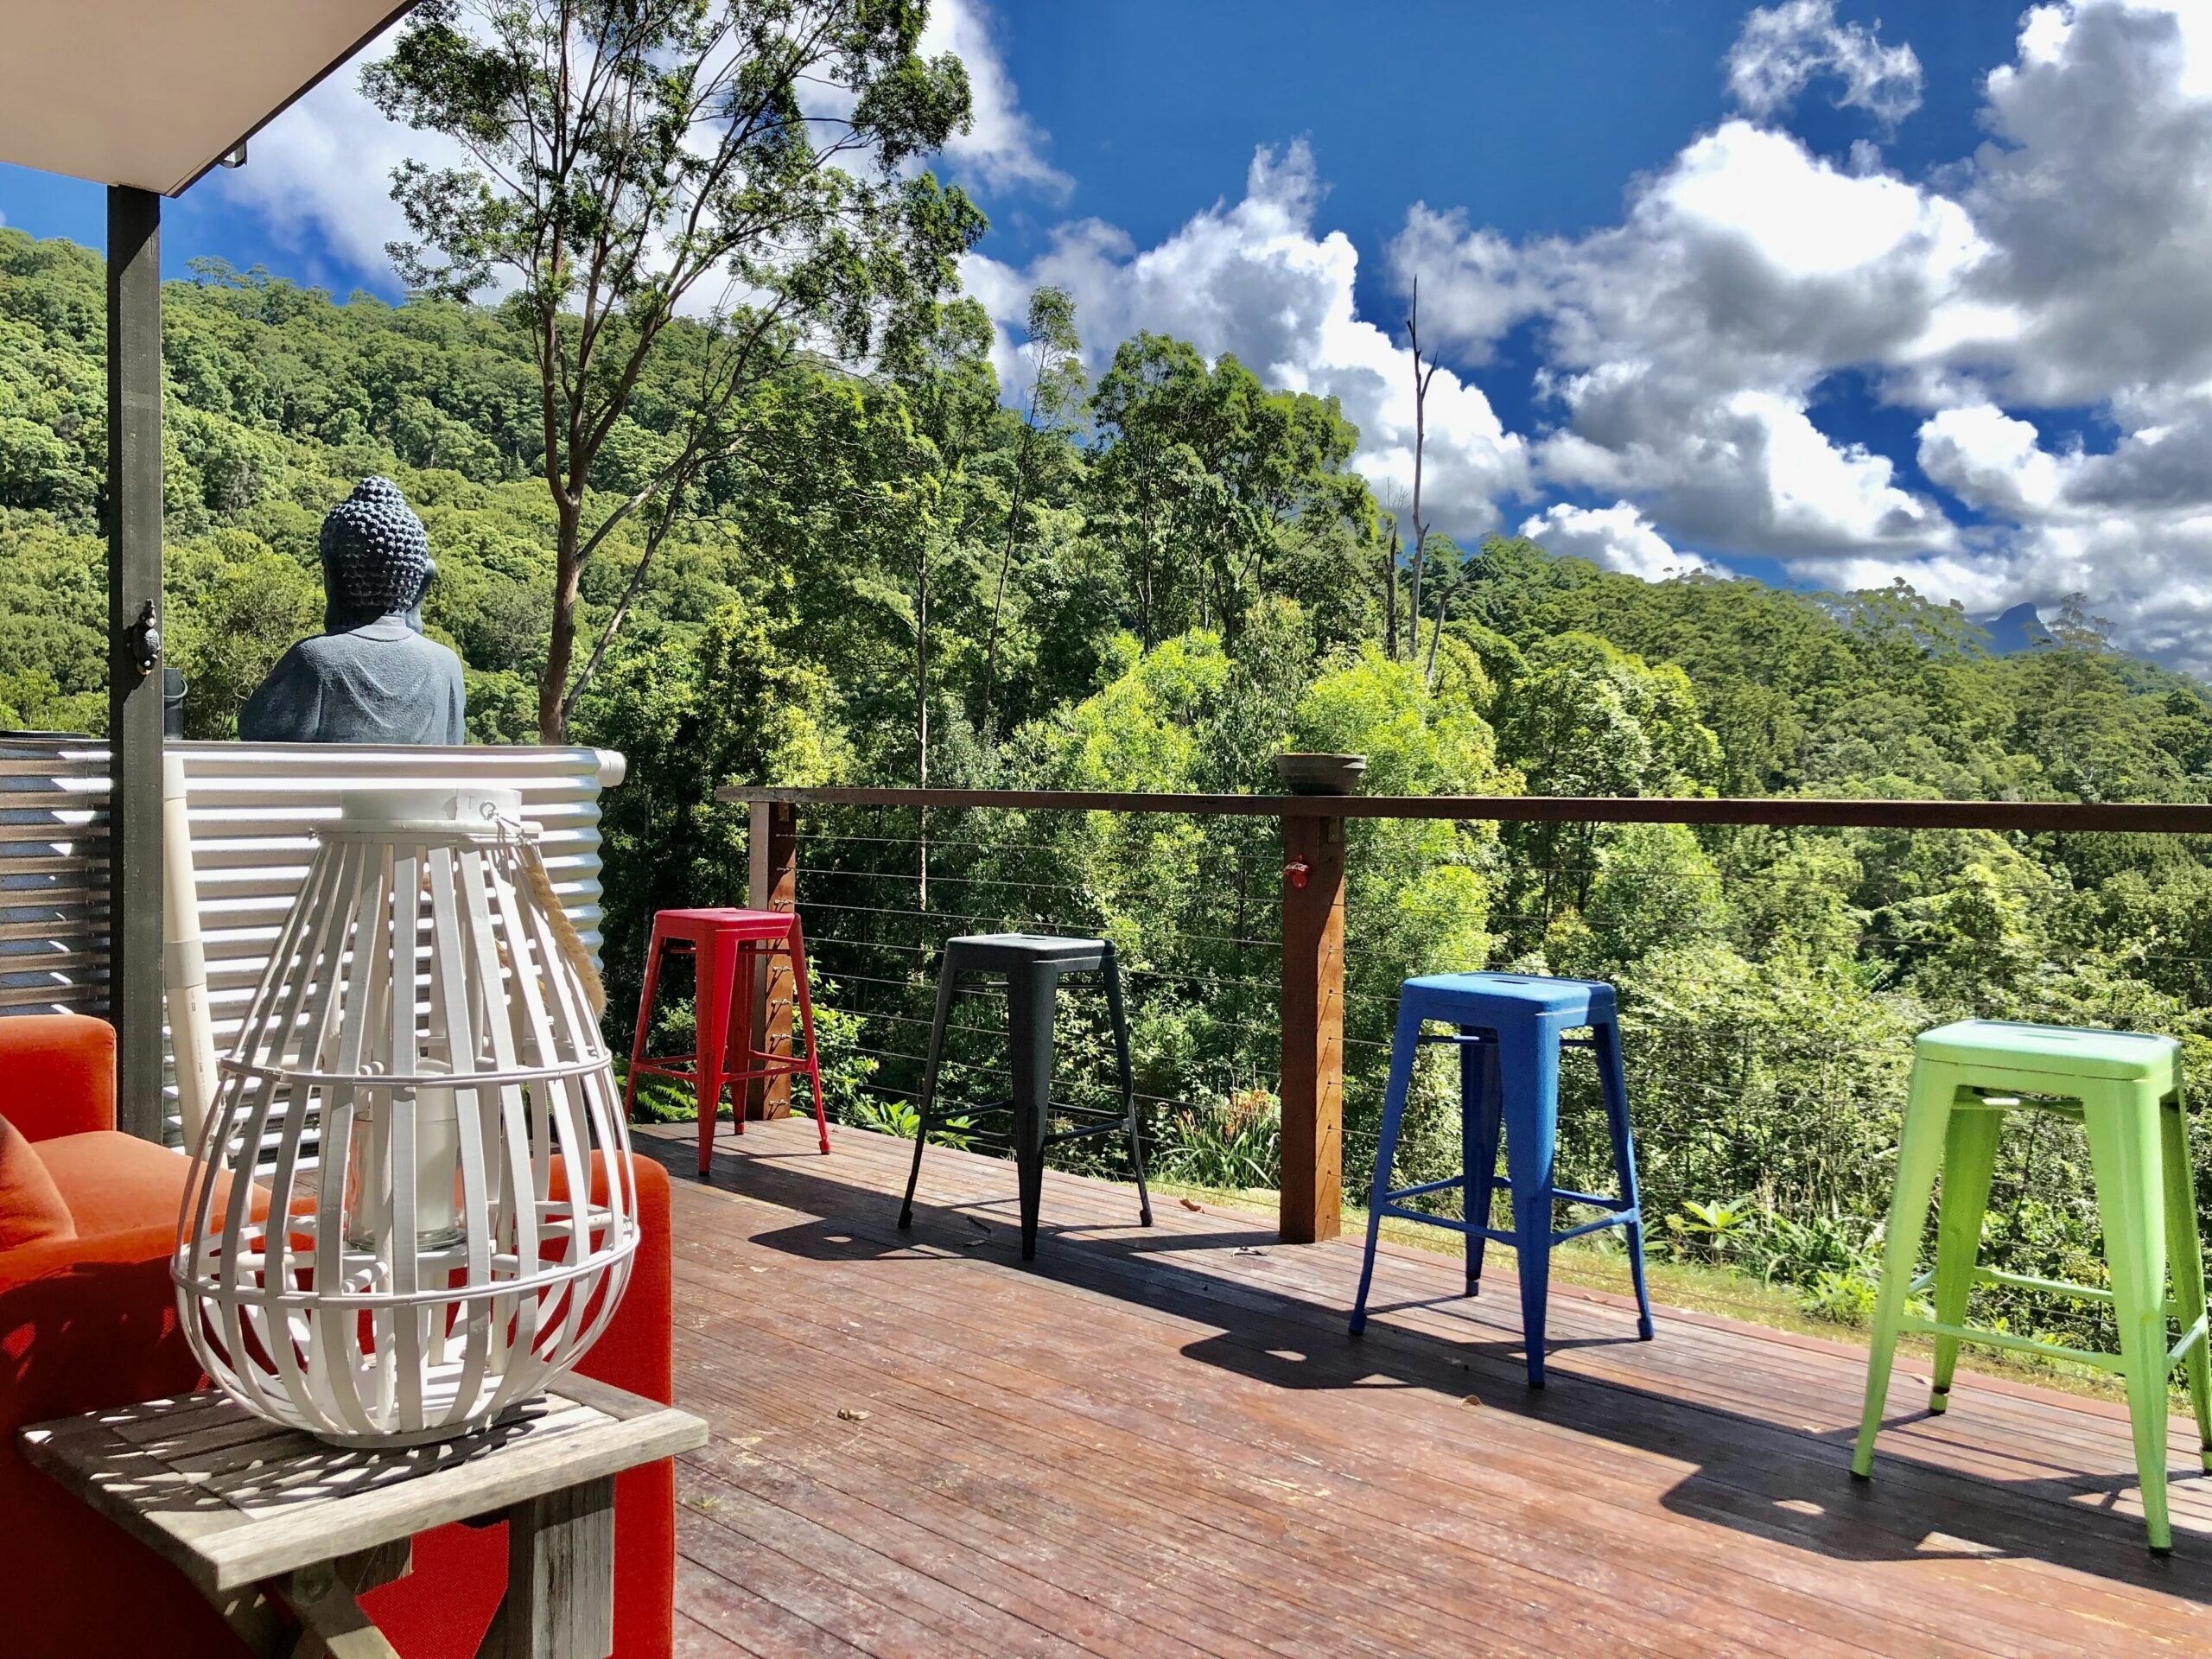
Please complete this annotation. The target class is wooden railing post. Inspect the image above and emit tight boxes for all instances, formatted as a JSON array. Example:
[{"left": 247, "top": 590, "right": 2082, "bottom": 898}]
[
  {"left": 1279, "top": 812, "right": 1345, "bottom": 1243},
  {"left": 747, "top": 800, "right": 798, "bottom": 1119}
]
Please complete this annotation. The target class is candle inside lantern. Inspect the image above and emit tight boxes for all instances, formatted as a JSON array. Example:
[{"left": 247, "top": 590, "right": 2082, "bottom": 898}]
[
  {"left": 344, "top": 1090, "right": 466, "bottom": 1251},
  {"left": 413, "top": 1088, "right": 464, "bottom": 1249}
]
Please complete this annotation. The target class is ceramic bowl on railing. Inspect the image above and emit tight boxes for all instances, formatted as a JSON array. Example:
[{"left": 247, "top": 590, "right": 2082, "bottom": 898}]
[
  {"left": 1274, "top": 753, "right": 1369, "bottom": 795},
  {"left": 172, "top": 787, "right": 636, "bottom": 1447}
]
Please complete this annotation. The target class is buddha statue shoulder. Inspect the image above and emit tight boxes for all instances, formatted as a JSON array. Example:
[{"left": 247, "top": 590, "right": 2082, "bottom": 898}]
[{"left": 240, "top": 478, "right": 467, "bottom": 746}]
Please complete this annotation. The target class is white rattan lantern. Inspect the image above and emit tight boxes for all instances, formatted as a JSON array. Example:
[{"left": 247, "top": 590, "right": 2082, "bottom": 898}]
[{"left": 174, "top": 787, "right": 638, "bottom": 1446}]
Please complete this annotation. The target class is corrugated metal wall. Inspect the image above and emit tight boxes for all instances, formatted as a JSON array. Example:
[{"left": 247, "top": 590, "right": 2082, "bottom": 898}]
[
  {"left": 0, "top": 738, "right": 626, "bottom": 1145},
  {"left": 0, "top": 735, "right": 109, "bottom": 1015}
]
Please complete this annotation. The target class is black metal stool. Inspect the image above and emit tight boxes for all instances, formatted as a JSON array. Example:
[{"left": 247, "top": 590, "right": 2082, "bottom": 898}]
[{"left": 898, "top": 931, "right": 1153, "bottom": 1259}]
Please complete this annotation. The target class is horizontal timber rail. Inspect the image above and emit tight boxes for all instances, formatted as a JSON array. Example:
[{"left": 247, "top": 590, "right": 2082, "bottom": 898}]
[
  {"left": 713, "top": 784, "right": 2212, "bottom": 1249},
  {"left": 718, "top": 785, "right": 2212, "bottom": 834}
]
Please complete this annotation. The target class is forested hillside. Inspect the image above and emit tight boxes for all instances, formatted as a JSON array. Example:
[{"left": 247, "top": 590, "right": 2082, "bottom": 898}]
[{"left": 7, "top": 225, "right": 2212, "bottom": 1341}]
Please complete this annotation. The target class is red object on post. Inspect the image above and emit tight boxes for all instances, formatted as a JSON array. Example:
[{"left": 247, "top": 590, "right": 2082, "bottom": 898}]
[{"left": 625, "top": 907, "right": 831, "bottom": 1172}]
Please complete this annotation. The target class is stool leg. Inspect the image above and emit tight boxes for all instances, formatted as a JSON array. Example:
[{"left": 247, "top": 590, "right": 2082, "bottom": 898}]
[
  {"left": 899, "top": 961, "right": 958, "bottom": 1230},
  {"left": 1853, "top": 1062, "right": 1953, "bottom": 1476},
  {"left": 1927, "top": 1103, "right": 2003, "bottom": 1413},
  {"left": 1351, "top": 997, "right": 1423, "bottom": 1338},
  {"left": 725, "top": 938, "right": 757, "bottom": 1138},
  {"left": 1462, "top": 1028, "right": 1502, "bottom": 1298},
  {"left": 2084, "top": 1082, "right": 2176, "bottom": 1552},
  {"left": 1102, "top": 945, "right": 1151, "bottom": 1227},
  {"left": 1006, "top": 963, "right": 1056, "bottom": 1262},
  {"left": 1498, "top": 1021, "right": 1561, "bottom": 1388},
  {"left": 2161, "top": 1090, "right": 2212, "bottom": 1471},
  {"left": 1592, "top": 1018, "right": 1653, "bottom": 1341},
  {"left": 785, "top": 922, "right": 832, "bottom": 1154},
  {"left": 694, "top": 931, "right": 742, "bottom": 1177},
  {"left": 624, "top": 929, "right": 667, "bottom": 1122}
]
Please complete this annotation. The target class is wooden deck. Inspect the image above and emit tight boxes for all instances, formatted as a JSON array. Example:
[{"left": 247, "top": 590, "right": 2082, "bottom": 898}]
[{"left": 639, "top": 1116, "right": 2212, "bottom": 1658}]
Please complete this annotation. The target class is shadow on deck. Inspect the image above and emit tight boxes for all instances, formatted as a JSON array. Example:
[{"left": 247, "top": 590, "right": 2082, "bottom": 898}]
[{"left": 639, "top": 1116, "right": 2212, "bottom": 1658}]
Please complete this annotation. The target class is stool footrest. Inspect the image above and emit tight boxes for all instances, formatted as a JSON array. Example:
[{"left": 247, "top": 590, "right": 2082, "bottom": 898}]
[
  {"left": 1385, "top": 1174, "right": 1483, "bottom": 1202},
  {"left": 1044, "top": 1121, "right": 1135, "bottom": 1148},
  {"left": 1972, "top": 1265, "right": 2113, "bottom": 1305},
  {"left": 1381, "top": 1177, "right": 1624, "bottom": 1210},
  {"left": 1551, "top": 1186, "right": 1622, "bottom": 1209},
  {"left": 632, "top": 1053, "right": 815, "bottom": 1083},
  {"left": 1904, "top": 1262, "right": 2198, "bottom": 1313},
  {"left": 1553, "top": 1209, "right": 1640, "bottom": 1245},
  {"left": 1893, "top": 1282, "right": 2202, "bottom": 1362},
  {"left": 926, "top": 1098, "right": 1129, "bottom": 1122},
  {"left": 1376, "top": 1206, "right": 1504, "bottom": 1242},
  {"left": 1897, "top": 1313, "right": 2120, "bottom": 1373},
  {"left": 1376, "top": 1203, "right": 1638, "bottom": 1250},
  {"left": 2171, "top": 1313, "right": 2209, "bottom": 1370}
]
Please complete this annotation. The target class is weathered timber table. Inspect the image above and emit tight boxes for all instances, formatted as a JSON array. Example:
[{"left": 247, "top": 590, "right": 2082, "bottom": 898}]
[{"left": 19, "top": 1374, "right": 707, "bottom": 1659}]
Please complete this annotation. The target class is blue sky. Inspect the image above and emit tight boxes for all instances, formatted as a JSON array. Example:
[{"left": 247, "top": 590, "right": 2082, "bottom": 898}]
[
  {"left": 0, "top": 3, "right": 2020, "bottom": 315},
  {"left": 5, "top": 3, "right": 2212, "bottom": 669}
]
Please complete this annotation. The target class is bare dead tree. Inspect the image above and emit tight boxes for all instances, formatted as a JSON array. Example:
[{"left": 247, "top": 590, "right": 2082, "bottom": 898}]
[{"left": 1402, "top": 278, "right": 1442, "bottom": 664}]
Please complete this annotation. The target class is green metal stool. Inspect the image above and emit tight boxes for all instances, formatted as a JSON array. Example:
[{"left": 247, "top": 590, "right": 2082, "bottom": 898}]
[{"left": 1853, "top": 1020, "right": 2212, "bottom": 1551}]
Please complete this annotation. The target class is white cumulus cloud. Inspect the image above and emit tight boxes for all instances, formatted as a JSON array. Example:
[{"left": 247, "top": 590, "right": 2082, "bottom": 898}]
[
  {"left": 1518, "top": 502, "right": 1718, "bottom": 582},
  {"left": 1726, "top": 0, "right": 1924, "bottom": 125},
  {"left": 922, "top": 0, "right": 1071, "bottom": 201},
  {"left": 1389, "top": 1, "right": 2212, "bottom": 665},
  {"left": 967, "top": 141, "right": 1530, "bottom": 538}
]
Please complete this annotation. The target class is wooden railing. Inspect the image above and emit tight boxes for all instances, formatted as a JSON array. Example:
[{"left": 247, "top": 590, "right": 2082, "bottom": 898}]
[{"left": 716, "top": 785, "right": 2212, "bottom": 1243}]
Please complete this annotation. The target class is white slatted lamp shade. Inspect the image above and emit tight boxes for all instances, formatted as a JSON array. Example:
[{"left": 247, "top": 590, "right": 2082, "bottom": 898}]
[{"left": 173, "top": 788, "right": 638, "bottom": 1446}]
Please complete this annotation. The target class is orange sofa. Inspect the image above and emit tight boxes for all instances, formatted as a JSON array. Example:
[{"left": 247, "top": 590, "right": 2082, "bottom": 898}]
[{"left": 0, "top": 1014, "right": 677, "bottom": 1659}]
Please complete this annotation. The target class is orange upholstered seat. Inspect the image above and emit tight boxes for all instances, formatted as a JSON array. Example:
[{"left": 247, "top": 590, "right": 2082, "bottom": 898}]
[
  {"left": 0, "top": 1014, "right": 678, "bottom": 1659},
  {"left": 29, "top": 1129, "right": 199, "bottom": 1239}
]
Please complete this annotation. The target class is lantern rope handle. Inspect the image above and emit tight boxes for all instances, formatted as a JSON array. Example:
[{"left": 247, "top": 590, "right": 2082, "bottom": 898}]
[{"left": 495, "top": 810, "right": 607, "bottom": 1017}]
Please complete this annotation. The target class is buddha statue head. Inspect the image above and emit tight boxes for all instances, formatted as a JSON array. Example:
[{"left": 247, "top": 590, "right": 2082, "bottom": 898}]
[{"left": 321, "top": 476, "right": 436, "bottom": 633}]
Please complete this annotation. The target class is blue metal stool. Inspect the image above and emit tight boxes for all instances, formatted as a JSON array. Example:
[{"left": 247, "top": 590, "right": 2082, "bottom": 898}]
[{"left": 1349, "top": 972, "right": 1655, "bottom": 1385}]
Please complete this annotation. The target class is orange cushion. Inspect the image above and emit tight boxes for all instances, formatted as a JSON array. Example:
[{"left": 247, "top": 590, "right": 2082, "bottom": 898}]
[
  {"left": 29, "top": 1132, "right": 194, "bottom": 1243},
  {"left": 0, "top": 1115, "right": 73, "bottom": 1250}
]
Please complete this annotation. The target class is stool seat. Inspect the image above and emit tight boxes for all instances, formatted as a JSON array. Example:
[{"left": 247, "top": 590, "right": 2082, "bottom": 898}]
[
  {"left": 1853, "top": 1018, "right": 2211, "bottom": 1553},
  {"left": 943, "top": 932, "right": 1109, "bottom": 971},
  {"left": 1400, "top": 972, "right": 1615, "bottom": 1024},
  {"left": 1351, "top": 970, "right": 1654, "bottom": 1386},
  {"left": 649, "top": 907, "right": 799, "bottom": 941},
  {"left": 1916, "top": 1019, "right": 2177, "bottom": 1083}
]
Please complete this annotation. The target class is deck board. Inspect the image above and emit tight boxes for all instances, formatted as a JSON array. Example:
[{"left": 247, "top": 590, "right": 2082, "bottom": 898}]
[{"left": 643, "top": 1117, "right": 2212, "bottom": 1657}]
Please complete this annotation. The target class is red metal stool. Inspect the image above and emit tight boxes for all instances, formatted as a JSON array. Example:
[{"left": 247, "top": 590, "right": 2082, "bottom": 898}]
[{"left": 624, "top": 907, "right": 831, "bottom": 1173}]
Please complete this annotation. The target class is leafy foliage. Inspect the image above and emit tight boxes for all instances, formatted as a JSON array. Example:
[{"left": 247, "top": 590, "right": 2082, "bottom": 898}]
[{"left": 7, "top": 219, "right": 2212, "bottom": 1352}]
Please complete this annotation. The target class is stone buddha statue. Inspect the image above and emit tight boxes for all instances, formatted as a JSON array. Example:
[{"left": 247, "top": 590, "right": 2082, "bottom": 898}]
[{"left": 240, "top": 477, "right": 467, "bottom": 746}]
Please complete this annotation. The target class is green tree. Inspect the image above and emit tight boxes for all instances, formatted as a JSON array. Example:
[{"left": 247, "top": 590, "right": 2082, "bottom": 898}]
[
  {"left": 978, "top": 284, "right": 1084, "bottom": 738},
  {"left": 365, "top": 0, "right": 983, "bottom": 740}
]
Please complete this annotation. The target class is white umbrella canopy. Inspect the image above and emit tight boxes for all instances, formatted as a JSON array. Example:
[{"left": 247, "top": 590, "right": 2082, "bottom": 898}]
[{"left": 0, "top": 1, "right": 414, "bottom": 194}]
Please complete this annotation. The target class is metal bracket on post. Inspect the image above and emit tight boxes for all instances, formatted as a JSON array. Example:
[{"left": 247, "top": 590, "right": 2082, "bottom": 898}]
[{"left": 124, "top": 598, "right": 162, "bottom": 676}]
